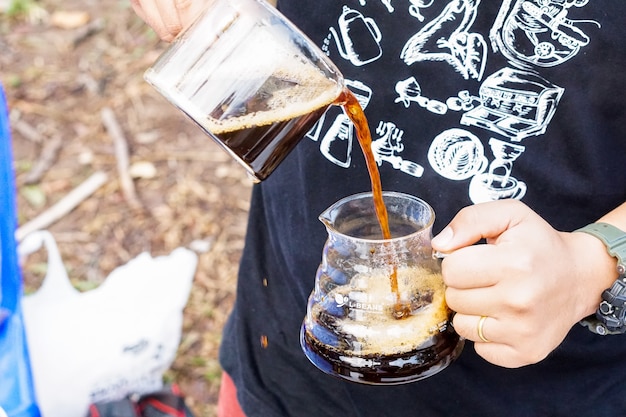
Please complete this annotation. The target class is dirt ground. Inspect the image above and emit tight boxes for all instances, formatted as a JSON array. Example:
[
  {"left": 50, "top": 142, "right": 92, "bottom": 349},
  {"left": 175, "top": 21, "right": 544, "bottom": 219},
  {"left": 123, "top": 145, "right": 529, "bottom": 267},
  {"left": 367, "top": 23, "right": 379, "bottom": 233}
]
[{"left": 1, "top": 1, "right": 251, "bottom": 415}]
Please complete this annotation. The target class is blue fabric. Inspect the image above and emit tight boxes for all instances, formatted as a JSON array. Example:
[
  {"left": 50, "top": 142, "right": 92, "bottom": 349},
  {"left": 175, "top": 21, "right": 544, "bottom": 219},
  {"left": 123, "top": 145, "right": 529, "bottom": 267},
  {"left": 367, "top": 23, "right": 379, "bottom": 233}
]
[{"left": 0, "top": 84, "right": 41, "bottom": 417}]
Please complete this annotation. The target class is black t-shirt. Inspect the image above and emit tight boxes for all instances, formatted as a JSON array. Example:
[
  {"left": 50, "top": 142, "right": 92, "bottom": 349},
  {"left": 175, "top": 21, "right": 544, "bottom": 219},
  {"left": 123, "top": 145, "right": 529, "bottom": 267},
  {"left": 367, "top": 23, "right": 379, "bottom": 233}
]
[{"left": 220, "top": 1, "right": 626, "bottom": 416}]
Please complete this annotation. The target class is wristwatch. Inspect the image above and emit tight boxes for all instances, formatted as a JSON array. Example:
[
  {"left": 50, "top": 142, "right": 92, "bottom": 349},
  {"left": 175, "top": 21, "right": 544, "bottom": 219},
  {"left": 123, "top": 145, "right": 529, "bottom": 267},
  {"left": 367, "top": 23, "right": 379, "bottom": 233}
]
[{"left": 576, "top": 222, "right": 626, "bottom": 335}]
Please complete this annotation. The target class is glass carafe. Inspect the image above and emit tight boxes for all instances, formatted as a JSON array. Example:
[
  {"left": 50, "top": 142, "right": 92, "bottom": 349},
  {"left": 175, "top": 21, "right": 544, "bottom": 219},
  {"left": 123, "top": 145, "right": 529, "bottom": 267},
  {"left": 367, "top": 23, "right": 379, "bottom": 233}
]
[
  {"left": 301, "top": 192, "right": 464, "bottom": 385},
  {"left": 144, "top": 0, "right": 344, "bottom": 182}
]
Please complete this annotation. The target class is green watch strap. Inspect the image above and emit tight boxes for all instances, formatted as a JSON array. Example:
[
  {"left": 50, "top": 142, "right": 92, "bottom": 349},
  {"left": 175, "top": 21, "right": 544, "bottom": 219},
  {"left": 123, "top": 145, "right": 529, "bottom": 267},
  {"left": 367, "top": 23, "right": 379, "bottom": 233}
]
[
  {"left": 576, "top": 222, "right": 626, "bottom": 270},
  {"left": 576, "top": 222, "right": 626, "bottom": 335}
]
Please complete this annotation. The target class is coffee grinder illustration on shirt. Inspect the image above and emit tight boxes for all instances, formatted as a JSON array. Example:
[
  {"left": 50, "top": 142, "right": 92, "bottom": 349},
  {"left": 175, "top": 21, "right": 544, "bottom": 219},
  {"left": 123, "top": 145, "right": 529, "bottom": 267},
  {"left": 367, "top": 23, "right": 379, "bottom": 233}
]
[
  {"left": 490, "top": 0, "right": 596, "bottom": 69},
  {"left": 310, "top": 0, "right": 598, "bottom": 203}
]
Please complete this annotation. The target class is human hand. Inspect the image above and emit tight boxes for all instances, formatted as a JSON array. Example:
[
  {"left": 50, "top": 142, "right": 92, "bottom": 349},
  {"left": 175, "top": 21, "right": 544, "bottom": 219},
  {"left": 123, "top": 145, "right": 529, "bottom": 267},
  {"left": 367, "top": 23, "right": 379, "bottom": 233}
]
[
  {"left": 130, "top": 0, "right": 212, "bottom": 42},
  {"left": 431, "top": 199, "right": 617, "bottom": 368},
  {"left": 131, "top": 0, "right": 278, "bottom": 42}
]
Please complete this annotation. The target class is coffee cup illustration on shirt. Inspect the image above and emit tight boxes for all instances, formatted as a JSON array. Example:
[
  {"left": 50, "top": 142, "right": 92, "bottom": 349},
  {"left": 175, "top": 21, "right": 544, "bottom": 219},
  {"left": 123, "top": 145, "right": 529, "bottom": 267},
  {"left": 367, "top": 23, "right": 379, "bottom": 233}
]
[
  {"left": 468, "top": 138, "right": 526, "bottom": 203},
  {"left": 330, "top": 6, "right": 383, "bottom": 67},
  {"left": 469, "top": 172, "right": 527, "bottom": 203}
]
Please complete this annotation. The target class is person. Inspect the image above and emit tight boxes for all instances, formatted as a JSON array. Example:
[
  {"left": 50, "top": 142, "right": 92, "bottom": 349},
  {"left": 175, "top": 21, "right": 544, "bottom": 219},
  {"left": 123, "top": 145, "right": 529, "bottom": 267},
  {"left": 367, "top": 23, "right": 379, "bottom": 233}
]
[{"left": 131, "top": 0, "right": 626, "bottom": 415}]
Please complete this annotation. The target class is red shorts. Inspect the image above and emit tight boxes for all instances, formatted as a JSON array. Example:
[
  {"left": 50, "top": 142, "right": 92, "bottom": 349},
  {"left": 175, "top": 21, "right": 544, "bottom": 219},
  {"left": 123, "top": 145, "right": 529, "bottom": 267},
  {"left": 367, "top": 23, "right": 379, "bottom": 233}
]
[{"left": 217, "top": 372, "right": 246, "bottom": 417}]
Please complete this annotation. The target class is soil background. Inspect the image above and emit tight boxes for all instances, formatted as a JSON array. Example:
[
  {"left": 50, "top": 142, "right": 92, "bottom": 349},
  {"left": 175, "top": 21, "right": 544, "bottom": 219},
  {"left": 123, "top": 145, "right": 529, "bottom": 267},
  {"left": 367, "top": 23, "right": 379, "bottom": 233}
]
[{"left": 1, "top": 1, "right": 251, "bottom": 415}]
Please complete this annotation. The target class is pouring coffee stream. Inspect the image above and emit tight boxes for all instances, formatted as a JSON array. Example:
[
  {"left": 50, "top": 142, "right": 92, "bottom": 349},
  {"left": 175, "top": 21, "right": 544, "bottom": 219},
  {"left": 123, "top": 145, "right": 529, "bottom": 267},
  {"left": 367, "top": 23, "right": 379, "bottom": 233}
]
[{"left": 338, "top": 88, "right": 411, "bottom": 320}]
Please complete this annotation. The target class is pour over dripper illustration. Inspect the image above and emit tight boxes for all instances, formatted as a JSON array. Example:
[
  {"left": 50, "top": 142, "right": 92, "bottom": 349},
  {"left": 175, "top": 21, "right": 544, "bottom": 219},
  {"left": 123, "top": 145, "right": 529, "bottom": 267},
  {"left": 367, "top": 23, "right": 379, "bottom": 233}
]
[
  {"left": 469, "top": 138, "right": 526, "bottom": 203},
  {"left": 301, "top": 192, "right": 464, "bottom": 385},
  {"left": 317, "top": 80, "right": 373, "bottom": 168}
]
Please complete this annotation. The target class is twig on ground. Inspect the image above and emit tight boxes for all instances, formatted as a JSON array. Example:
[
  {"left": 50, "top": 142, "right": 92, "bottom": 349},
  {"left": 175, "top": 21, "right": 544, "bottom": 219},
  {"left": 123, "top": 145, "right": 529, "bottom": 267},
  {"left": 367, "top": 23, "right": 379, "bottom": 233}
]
[
  {"left": 16, "top": 171, "right": 108, "bottom": 241},
  {"left": 23, "top": 135, "right": 63, "bottom": 184},
  {"left": 101, "top": 107, "right": 142, "bottom": 210},
  {"left": 12, "top": 117, "right": 43, "bottom": 144},
  {"left": 72, "top": 18, "right": 105, "bottom": 47}
]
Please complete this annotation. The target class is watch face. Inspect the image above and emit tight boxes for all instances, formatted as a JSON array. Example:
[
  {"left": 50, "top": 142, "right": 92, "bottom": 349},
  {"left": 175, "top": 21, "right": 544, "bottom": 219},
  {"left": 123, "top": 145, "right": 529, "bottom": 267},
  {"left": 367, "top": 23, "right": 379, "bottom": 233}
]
[{"left": 596, "top": 278, "right": 626, "bottom": 334}]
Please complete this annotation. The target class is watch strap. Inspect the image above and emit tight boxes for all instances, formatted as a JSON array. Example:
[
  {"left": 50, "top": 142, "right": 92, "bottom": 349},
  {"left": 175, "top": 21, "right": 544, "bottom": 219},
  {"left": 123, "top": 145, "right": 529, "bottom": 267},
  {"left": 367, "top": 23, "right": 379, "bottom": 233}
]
[
  {"left": 576, "top": 222, "right": 626, "bottom": 335},
  {"left": 576, "top": 222, "right": 626, "bottom": 269}
]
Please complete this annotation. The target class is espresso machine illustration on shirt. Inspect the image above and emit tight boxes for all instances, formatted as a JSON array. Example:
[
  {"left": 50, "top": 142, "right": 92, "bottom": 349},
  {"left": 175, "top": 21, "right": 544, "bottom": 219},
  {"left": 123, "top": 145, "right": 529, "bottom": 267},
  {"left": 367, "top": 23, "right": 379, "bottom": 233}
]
[
  {"left": 459, "top": 67, "right": 562, "bottom": 203},
  {"left": 460, "top": 67, "right": 564, "bottom": 142},
  {"left": 455, "top": 0, "right": 593, "bottom": 203}
]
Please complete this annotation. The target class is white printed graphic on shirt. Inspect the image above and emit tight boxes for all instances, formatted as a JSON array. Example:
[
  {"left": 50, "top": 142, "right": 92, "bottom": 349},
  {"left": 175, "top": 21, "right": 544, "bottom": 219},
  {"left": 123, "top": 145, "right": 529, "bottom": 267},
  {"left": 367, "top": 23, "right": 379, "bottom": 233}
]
[
  {"left": 400, "top": 0, "right": 487, "bottom": 81},
  {"left": 469, "top": 138, "right": 527, "bottom": 203},
  {"left": 325, "top": 6, "right": 383, "bottom": 67},
  {"left": 308, "top": 79, "right": 424, "bottom": 175},
  {"left": 394, "top": 78, "right": 483, "bottom": 116},
  {"left": 355, "top": 0, "right": 436, "bottom": 20},
  {"left": 490, "top": 0, "right": 598, "bottom": 68},
  {"left": 459, "top": 67, "right": 564, "bottom": 142},
  {"left": 309, "top": 0, "right": 598, "bottom": 204},
  {"left": 394, "top": 76, "right": 449, "bottom": 115},
  {"left": 373, "top": 121, "right": 425, "bottom": 177},
  {"left": 428, "top": 128, "right": 488, "bottom": 181},
  {"left": 408, "top": 0, "right": 436, "bottom": 22},
  {"left": 357, "top": 0, "right": 395, "bottom": 13},
  {"left": 307, "top": 79, "right": 372, "bottom": 167}
]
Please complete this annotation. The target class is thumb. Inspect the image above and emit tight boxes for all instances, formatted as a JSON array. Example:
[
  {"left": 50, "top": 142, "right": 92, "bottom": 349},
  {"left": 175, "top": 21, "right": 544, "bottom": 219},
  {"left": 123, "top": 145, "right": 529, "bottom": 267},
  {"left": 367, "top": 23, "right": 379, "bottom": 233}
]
[{"left": 432, "top": 199, "right": 530, "bottom": 252}]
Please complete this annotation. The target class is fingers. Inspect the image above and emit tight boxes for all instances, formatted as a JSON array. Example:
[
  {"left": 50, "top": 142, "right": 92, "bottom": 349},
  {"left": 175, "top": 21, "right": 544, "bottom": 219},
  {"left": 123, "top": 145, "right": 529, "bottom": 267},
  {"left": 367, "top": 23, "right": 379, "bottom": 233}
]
[
  {"left": 440, "top": 244, "right": 499, "bottom": 289},
  {"left": 154, "top": 0, "right": 186, "bottom": 41},
  {"left": 131, "top": 0, "right": 176, "bottom": 41},
  {"left": 131, "top": 0, "right": 210, "bottom": 42},
  {"left": 454, "top": 314, "right": 499, "bottom": 344},
  {"left": 445, "top": 286, "right": 495, "bottom": 316},
  {"left": 163, "top": 0, "right": 210, "bottom": 39},
  {"left": 432, "top": 199, "right": 531, "bottom": 253},
  {"left": 453, "top": 314, "right": 548, "bottom": 368},
  {"left": 432, "top": 200, "right": 572, "bottom": 368},
  {"left": 130, "top": 0, "right": 149, "bottom": 24},
  {"left": 475, "top": 342, "right": 539, "bottom": 369},
  {"left": 131, "top": 0, "right": 162, "bottom": 39}
]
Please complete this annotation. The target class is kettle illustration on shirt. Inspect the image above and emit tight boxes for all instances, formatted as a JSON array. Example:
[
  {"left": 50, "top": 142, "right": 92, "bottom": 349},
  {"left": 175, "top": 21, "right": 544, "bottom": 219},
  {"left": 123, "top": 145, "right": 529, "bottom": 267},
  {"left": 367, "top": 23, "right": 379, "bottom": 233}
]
[{"left": 329, "top": 6, "right": 383, "bottom": 67}]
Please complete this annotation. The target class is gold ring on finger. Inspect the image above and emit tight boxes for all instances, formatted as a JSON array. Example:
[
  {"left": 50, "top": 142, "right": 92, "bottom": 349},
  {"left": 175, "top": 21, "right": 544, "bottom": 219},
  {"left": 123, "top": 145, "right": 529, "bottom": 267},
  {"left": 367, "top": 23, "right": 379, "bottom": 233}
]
[{"left": 477, "top": 315, "right": 491, "bottom": 343}]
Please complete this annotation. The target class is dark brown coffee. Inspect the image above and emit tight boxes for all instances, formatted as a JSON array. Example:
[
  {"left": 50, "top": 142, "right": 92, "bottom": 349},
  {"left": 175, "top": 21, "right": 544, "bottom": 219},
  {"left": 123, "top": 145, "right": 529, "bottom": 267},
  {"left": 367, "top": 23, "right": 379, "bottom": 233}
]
[
  {"left": 210, "top": 105, "right": 330, "bottom": 181},
  {"left": 301, "top": 322, "right": 462, "bottom": 385},
  {"left": 193, "top": 66, "right": 341, "bottom": 181}
]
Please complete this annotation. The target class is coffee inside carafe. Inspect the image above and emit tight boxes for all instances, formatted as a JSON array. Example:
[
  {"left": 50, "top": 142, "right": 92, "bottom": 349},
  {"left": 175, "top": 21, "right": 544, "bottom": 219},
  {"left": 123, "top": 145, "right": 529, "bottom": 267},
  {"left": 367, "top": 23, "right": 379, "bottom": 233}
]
[
  {"left": 339, "top": 89, "right": 413, "bottom": 319},
  {"left": 300, "top": 190, "right": 464, "bottom": 385}
]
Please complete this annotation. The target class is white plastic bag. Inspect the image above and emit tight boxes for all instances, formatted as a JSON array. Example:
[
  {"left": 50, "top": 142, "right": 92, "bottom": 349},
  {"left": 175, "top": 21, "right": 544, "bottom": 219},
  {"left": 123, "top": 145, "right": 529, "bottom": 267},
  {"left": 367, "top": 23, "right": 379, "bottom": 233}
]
[{"left": 19, "top": 231, "right": 198, "bottom": 417}]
